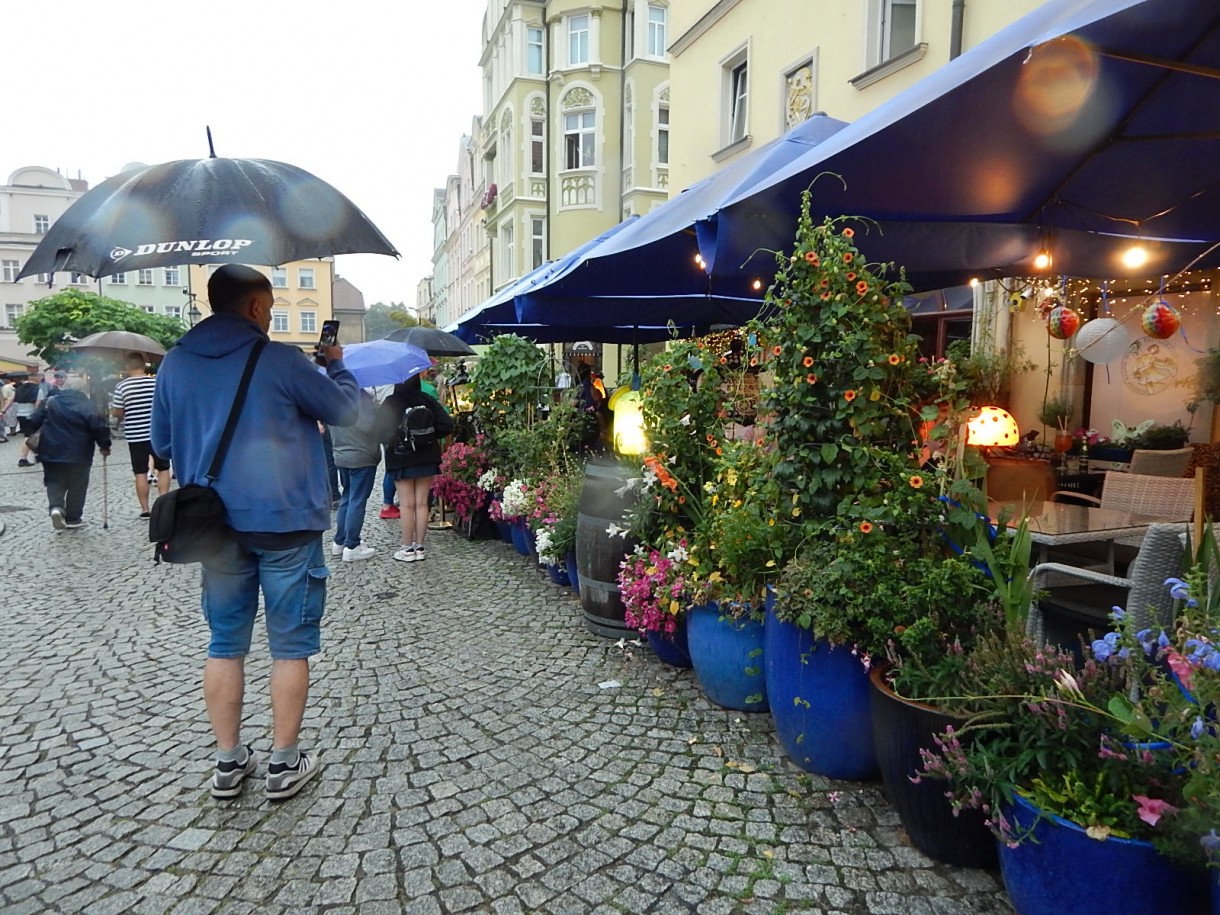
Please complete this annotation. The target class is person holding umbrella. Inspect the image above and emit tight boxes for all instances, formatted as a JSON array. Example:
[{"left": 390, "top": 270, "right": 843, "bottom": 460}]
[
  {"left": 26, "top": 376, "right": 111, "bottom": 529},
  {"left": 112, "top": 353, "right": 170, "bottom": 518}
]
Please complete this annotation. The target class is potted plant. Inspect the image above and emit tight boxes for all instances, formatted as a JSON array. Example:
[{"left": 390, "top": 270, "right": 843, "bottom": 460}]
[
  {"left": 531, "top": 461, "right": 584, "bottom": 587},
  {"left": 433, "top": 434, "right": 494, "bottom": 539},
  {"left": 1038, "top": 394, "right": 1075, "bottom": 452},
  {"left": 617, "top": 538, "right": 694, "bottom": 667}
]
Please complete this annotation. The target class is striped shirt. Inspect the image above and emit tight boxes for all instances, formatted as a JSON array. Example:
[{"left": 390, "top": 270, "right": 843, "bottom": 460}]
[{"left": 113, "top": 374, "right": 157, "bottom": 442}]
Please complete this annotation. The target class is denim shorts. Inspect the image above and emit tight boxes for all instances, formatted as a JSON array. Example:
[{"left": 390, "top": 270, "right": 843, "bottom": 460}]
[
  {"left": 390, "top": 465, "right": 439, "bottom": 480},
  {"left": 200, "top": 535, "right": 327, "bottom": 660}
]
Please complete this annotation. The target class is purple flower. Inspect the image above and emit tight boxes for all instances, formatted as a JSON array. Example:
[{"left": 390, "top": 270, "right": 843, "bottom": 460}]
[
  {"left": 1090, "top": 631, "right": 1120, "bottom": 662},
  {"left": 1191, "top": 716, "right": 1206, "bottom": 740}
]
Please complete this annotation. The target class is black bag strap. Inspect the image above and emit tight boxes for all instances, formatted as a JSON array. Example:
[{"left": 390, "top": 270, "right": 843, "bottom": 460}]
[{"left": 206, "top": 338, "right": 267, "bottom": 484}]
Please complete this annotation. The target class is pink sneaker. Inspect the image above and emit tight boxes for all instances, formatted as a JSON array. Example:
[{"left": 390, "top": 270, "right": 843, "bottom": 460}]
[{"left": 379, "top": 505, "right": 401, "bottom": 519}]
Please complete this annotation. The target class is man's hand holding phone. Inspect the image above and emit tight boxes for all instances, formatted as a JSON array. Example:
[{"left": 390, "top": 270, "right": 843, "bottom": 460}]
[{"left": 315, "top": 320, "right": 341, "bottom": 366}]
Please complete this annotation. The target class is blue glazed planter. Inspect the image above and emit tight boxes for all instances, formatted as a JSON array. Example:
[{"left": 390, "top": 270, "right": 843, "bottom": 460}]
[
  {"left": 646, "top": 615, "right": 693, "bottom": 668},
  {"left": 764, "top": 607, "right": 878, "bottom": 779},
  {"left": 565, "top": 551, "right": 581, "bottom": 595},
  {"left": 546, "top": 563, "right": 571, "bottom": 587},
  {"left": 686, "top": 602, "right": 767, "bottom": 712},
  {"left": 510, "top": 520, "right": 531, "bottom": 556},
  {"left": 999, "top": 794, "right": 1208, "bottom": 915},
  {"left": 495, "top": 520, "right": 513, "bottom": 543}
]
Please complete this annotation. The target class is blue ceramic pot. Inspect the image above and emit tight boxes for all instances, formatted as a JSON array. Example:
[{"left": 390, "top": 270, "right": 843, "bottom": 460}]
[
  {"left": 686, "top": 602, "right": 767, "bottom": 712},
  {"left": 646, "top": 615, "right": 693, "bottom": 668},
  {"left": 495, "top": 520, "right": 513, "bottom": 543},
  {"left": 546, "top": 563, "right": 571, "bottom": 587},
  {"left": 565, "top": 551, "right": 581, "bottom": 595},
  {"left": 764, "top": 606, "right": 878, "bottom": 779},
  {"left": 510, "top": 519, "right": 531, "bottom": 556},
  {"left": 999, "top": 793, "right": 1207, "bottom": 915}
]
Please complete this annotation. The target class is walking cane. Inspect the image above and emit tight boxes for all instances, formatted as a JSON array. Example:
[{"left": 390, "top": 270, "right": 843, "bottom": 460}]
[{"left": 101, "top": 453, "right": 109, "bottom": 530}]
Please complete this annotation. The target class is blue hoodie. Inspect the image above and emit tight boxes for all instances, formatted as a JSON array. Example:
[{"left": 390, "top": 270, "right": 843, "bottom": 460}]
[{"left": 151, "top": 313, "right": 359, "bottom": 534}]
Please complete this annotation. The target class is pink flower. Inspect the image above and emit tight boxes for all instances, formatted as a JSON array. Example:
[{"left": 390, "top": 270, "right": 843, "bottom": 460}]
[
  {"left": 1132, "top": 795, "right": 1178, "bottom": 827},
  {"left": 1165, "top": 649, "right": 1195, "bottom": 692}
]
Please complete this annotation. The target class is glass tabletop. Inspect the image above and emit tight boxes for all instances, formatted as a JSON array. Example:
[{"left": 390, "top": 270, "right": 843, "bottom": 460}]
[{"left": 992, "top": 500, "right": 1166, "bottom": 543}]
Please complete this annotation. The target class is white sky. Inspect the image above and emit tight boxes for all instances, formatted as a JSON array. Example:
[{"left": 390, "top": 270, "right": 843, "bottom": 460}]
[{"left": 4, "top": 0, "right": 486, "bottom": 310}]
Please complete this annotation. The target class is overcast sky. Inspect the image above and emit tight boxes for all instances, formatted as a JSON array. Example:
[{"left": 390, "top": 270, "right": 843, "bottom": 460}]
[{"left": 4, "top": 0, "right": 486, "bottom": 310}]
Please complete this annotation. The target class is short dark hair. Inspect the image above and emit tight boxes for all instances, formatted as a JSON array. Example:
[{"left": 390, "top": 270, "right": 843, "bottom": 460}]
[
  {"left": 208, "top": 264, "right": 271, "bottom": 314},
  {"left": 124, "top": 353, "right": 146, "bottom": 370}
]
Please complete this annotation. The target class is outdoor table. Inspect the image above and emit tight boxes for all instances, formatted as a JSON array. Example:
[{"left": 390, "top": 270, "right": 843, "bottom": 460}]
[{"left": 991, "top": 500, "right": 1170, "bottom": 570}]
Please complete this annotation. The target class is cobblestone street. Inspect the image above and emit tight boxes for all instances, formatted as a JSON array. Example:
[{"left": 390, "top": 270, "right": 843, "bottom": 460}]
[{"left": 0, "top": 453, "right": 1012, "bottom": 914}]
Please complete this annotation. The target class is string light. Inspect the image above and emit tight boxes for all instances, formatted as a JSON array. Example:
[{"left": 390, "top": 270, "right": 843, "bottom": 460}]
[
  {"left": 694, "top": 253, "right": 705, "bottom": 267},
  {"left": 1122, "top": 244, "right": 1149, "bottom": 270},
  {"left": 752, "top": 278, "right": 763, "bottom": 291},
  {"left": 1034, "top": 248, "right": 1052, "bottom": 270}
]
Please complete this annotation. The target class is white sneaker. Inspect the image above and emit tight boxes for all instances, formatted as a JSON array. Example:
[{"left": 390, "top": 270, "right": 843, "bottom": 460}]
[
  {"left": 49, "top": 507, "right": 65, "bottom": 531},
  {"left": 393, "top": 546, "right": 415, "bottom": 563},
  {"left": 413, "top": 547, "right": 426, "bottom": 562},
  {"left": 331, "top": 541, "right": 345, "bottom": 557},
  {"left": 342, "top": 544, "right": 376, "bottom": 562}
]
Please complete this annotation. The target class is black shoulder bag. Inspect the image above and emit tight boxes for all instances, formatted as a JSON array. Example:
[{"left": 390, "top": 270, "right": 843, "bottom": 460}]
[{"left": 149, "top": 339, "right": 267, "bottom": 564}]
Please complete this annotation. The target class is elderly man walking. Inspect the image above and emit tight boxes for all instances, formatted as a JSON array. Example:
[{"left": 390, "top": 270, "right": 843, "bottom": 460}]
[{"left": 152, "top": 264, "right": 359, "bottom": 801}]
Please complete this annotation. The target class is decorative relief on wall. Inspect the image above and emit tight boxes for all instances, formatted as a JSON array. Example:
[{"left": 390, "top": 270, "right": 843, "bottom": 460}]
[
  {"left": 530, "top": 179, "right": 547, "bottom": 198},
  {"left": 561, "top": 174, "right": 596, "bottom": 206},
  {"left": 563, "top": 87, "right": 593, "bottom": 110},
  {"left": 530, "top": 97, "right": 546, "bottom": 117},
  {"left": 500, "top": 109, "right": 513, "bottom": 130},
  {"left": 1121, "top": 336, "right": 1179, "bottom": 396},
  {"left": 785, "top": 64, "right": 814, "bottom": 128}
]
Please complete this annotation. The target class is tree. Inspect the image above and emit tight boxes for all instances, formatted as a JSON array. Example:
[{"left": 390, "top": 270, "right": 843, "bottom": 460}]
[
  {"left": 364, "top": 301, "right": 420, "bottom": 340},
  {"left": 15, "top": 289, "right": 187, "bottom": 364}
]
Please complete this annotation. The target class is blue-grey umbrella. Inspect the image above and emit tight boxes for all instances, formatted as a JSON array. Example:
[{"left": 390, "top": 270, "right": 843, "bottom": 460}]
[
  {"left": 383, "top": 325, "right": 475, "bottom": 357},
  {"left": 339, "top": 340, "right": 430, "bottom": 388},
  {"left": 17, "top": 145, "right": 398, "bottom": 280}
]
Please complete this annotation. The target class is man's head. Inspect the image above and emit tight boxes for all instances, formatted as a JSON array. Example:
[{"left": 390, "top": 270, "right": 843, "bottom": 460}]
[
  {"left": 52, "top": 371, "right": 67, "bottom": 388},
  {"left": 208, "top": 265, "right": 273, "bottom": 332},
  {"left": 124, "top": 353, "right": 147, "bottom": 374}
]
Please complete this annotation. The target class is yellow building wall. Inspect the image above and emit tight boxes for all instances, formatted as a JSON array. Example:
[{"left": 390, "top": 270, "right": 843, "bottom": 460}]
[
  {"left": 668, "top": 0, "right": 1042, "bottom": 189},
  {"left": 187, "top": 259, "right": 335, "bottom": 350}
]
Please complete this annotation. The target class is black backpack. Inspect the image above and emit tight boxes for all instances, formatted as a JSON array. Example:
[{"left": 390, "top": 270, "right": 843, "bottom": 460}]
[
  {"left": 14, "top": 382, "right": 39, "bottom": 404},
  {"left": 393, "top": 404, "right": 436, "bottom": 455}
]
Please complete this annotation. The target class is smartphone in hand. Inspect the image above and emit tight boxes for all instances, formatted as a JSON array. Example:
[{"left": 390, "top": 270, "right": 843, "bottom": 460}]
[{"left": 315, "top": 320, "right": 340, "bottom": 365}]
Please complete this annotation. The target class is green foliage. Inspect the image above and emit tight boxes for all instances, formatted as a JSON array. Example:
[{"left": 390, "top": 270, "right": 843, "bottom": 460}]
[
  {"left": 1036, "top": 394, "right": 1074, "bottom": 431},
  {"left": 1125, "top": 421, "right": 1190, "bottom": 450},
  {"left": 945, "top": 338, "right": 1035, "bottom": 406},
  {"left": 470, "top": 334, "right": 549, "bottom": 435},
  {"left": 364, "top": 302, "right": 418, "bottom": 340},
  {"left": 15, "top": 289, "right": 185, "bottom": 364}
]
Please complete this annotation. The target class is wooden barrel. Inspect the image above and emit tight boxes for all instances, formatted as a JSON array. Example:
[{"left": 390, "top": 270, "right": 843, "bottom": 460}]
[{"left": 575, "top": 459, "right": 638, "bottom": 638}]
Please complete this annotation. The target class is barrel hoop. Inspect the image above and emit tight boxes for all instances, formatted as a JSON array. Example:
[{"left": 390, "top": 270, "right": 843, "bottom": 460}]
[
  {"left": 577, "top": 513, "right": 627, "bottom": 530},
  {"left": 581, "top": 576, "right": 620, "bottom": 593}
]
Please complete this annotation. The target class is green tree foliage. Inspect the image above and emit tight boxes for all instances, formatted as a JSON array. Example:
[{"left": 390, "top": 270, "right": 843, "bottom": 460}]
[
  {"left": 15, "top": 289, "right": 186, "bottom": 364},
  {"left": 364, "top": 302, "right": 419, "bottom": 340}
]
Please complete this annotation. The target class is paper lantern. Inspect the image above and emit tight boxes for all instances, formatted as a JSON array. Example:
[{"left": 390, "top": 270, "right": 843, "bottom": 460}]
[
  {"left": 1047, "top": 305, "right": 1081, "bottom": 339},
  {"left": 612, "top": 390, "right": 647, "bottom": 456},
  {"left": 966, "top": 406, "right": 1020, "bottom": 448},
  {"left": 1073, "top": 317, "right": 1130, "bottom": 364},
  {"left": 1141, "top": 300, "right": 1181, "bottom": 339}
]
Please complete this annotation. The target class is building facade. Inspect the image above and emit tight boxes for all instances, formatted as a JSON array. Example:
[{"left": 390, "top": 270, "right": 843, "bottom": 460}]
[{"left": 186, "top": 260, "right": 336, "bottom": 350}]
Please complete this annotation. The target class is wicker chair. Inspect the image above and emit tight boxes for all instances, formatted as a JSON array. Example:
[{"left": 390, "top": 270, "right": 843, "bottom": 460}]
[
  {"left": 1128, "top": 447, "right": 1193, "bottom": 477},
  {"left": 1027, "top": 522, "right": 1190, "bottom": 648},
  {"left": 1050, "top": 471, "right": 1194, "bottom": 549},
  {"left": 1186, "top": 442, "right": 1220, "bottom": 520}
]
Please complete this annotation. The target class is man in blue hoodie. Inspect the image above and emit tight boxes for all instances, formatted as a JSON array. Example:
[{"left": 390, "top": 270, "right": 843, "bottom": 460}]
[{"left": 152, "top": 264, "right": 359, "bottom": 801}]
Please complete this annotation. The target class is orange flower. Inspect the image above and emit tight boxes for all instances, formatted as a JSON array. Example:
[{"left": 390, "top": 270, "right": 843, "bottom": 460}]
[
  {"left": 844, "top": 389, "right": 857, "bottom": 402},
  {"left": 715, "top": 447, "right": 723, "bottom": 456},
  {"left": 719, "top": 356, "right": 728, "bottom": 364},
  {"left": 856, "top": 281, "right": 870, "bottom": 295},
  {"left": 908, "top": 475, "right": 924, "bottom": 489},
  {"left": 749, "top": 356, "right": 758, "bottom": 367},
  {"left": 819, "top": 278, "right": 830, "bottom": 288},
  {"left": 803, "top": 251, "right": 819, "bottom": 265},
  {"left": 887, "top": 354, "right": 901, "bottom": 365},
  {"left": 859, "top": 521, "right": 873, "bottom": 534},
  {"left": 842, "top": 252, "right": 854, "bottom": 263},
  {"left": 772, "top": 345, "right": 782, "bottom": 356},
  {"left": 706, "top": 433, "right": 717, "bottom": 443},
  {"left": 846, "top": 271, "right": 857, "bottom": 281},
  {"left": 663, "top": 364, "right": 672, "bottom": 371},
  {"left": 806, "top": 373, "right": 818, "bottom": 384},
  {"left": 820, "top": 292, "right": 832, "bottom": 300},
  {"left": 802, "top": 356, "right": 814, "bottom": 367},
  {"left": 842, "top": 227, "right": 855, "bottom": 238}
]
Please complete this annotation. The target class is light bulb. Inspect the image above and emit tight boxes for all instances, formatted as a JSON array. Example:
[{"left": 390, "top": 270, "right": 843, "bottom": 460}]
[
  {"left": 1122, "top": 245, "right": 1149, "bottom": 269},
  {"left": 969, "top": 277, "right": 979, "bottom": 287},
  {"left": 1034, "top": 250, "right": 1051, "bottom": 270},
  {"left": 752, "top": 278, "right": 762, "bottom": 290}
]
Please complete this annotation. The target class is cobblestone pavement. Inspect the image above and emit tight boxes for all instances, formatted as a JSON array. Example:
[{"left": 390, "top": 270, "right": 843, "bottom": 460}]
[{"left": 0, "top": 451, "right": 1013, "bottom": 914}]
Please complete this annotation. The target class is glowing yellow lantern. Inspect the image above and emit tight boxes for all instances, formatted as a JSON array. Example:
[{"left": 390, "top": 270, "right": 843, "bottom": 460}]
[{"left": 612, "top": 390, "right": 648, "bottom": 456}]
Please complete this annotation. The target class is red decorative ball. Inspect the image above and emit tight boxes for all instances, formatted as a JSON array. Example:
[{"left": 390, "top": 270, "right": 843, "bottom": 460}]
[
  {"left": 1047, "top": 305, "right": 1082, "bottom": 340},
  {"left": 1141, "top": 300, "right": 1180, "bottom": 339}
]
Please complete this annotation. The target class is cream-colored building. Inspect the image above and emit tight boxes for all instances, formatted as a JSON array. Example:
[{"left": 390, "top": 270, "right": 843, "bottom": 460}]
[
  {"left": 187, "top": 260, "right": 336, "bottom": 350},
  {"left": 429, "top": 125, "right": 493, "bottom": 331},
  {"left": 668, "top": 0, "right": 1041, "bottom": 190}
]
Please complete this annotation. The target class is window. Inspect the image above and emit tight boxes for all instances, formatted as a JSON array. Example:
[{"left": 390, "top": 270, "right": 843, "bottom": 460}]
[
  {"left": 272, "top": 310, "right": 289, "bottom": 333},
  {"left": 163, "top": 266, "right": 180, "bottom": 286},
  {"left": 564, "top": 110, "right": 596, "bottom": 169},
  {"left": 300, "top": 311, "right": 317, "bottom": 334},
  {"left": 729, "top": 61, "right": 749, "bottom": 143},
  {"left": 138, "top": 269, "right": 154, "bottom": 286},
  {"left": 882, "top": 0, "right": 918, "bottom": 61},
  {"left": 499, "top": 120, "right": 513, "bottom": 187},
  {"left": 527, "top": 27, "right": 544, "bottom": 75},
  {"left": 658, "top": 105, "right": 670, "bottom": 165},
  {"left": 165, "top": 305, "right": 182, "bottom": 320},
  {"left": 568, "top": 14, "right": 589, "bottom": 66},
  {"left": 5, "top": 303, "right": 24, "bottom": 326},
  {"left": 531, "top": 118, "right": 545, "bottom": 174},
  {"left": 298, "top": 267, "right": 315, "bottom": 290},
  {"left": 34, "top": 214, "right": 49, "bottom": 234},
  {"left": 271, "top": 267, "right": 287, "bottom": 288},
  {"left": 111, "top": 272, "right": 127, "bottom": 284},
  {"left": 140, "top": 304, "right": 155, "bottom": 314},
  {"left": 502, "top": 223, "right": 514, "bottom": 279},
  {"left": 36, "top": 273, "right": 51, "bottom": 284},
  {"left": 647, "top": 5, "right": 667, "bottom": 57},
  {"left": 1, "top": 260, "right": 18, "bottom": 283},
  {"left": 531, "top": 217, "right": 546, "bottom": 270},
  {"left": 70, "top": 272, "right": 88, "bottom": 286}
]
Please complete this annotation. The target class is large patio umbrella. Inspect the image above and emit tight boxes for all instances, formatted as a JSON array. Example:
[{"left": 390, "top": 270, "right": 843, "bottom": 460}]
[
  {"left": 703, "top": 0, "right": 1220, "bottom": 289},
  {"left": 17, "top": 134, "right": 398, "bottom": 280}
]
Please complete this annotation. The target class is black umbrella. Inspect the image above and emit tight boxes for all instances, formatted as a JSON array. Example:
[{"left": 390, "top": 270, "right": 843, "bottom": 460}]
[
  {"left": 384, "top": 325, "right": 475, "bottom": 357},
  {"left": 17, "top": 141, "right": 398, "bottom": 280}
]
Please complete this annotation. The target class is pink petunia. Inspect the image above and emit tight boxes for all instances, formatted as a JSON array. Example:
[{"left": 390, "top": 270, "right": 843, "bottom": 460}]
[
  {"left": 1165, "top": 649, "right": 1195, "bottom": 692},
  {"left": 1132, "top": 795, "right": 1178, "bottom": 827}
]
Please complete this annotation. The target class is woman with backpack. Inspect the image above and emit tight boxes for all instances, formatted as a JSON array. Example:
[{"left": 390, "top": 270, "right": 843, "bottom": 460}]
[{"left": 377, "top": 374, "right": 453, "bottom": 563}]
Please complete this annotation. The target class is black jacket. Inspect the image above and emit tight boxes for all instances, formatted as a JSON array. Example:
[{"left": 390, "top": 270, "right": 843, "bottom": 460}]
[
  {"left": 377, "top": 387, "right": 454, "bottom": 471},
  {"left": 27, "top": 389, "right": 111, "bottom": 464}
]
